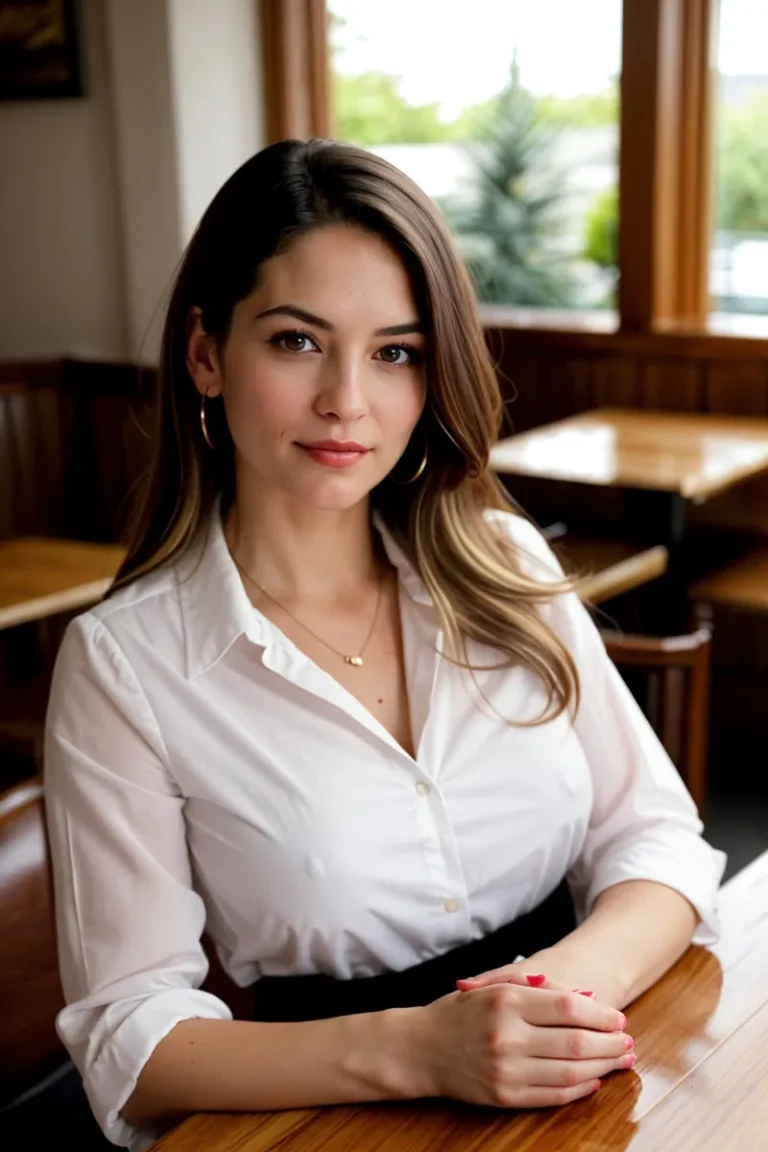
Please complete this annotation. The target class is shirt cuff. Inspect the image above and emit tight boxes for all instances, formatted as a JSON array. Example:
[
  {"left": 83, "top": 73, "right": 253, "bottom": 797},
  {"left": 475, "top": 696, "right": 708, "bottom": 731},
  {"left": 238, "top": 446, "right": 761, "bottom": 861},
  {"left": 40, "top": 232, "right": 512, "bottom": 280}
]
[
  {"left": 581, "top": 835, "right": 727, "bottom": 948},
  {"left": 83, "top": 989, "right": 232, "bottom": 1149}
]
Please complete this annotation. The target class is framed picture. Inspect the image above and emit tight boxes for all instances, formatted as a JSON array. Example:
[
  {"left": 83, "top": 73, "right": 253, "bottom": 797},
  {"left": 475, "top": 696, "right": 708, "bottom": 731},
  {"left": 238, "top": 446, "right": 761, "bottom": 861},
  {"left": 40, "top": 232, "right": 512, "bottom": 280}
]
[{"left": 0, "top": 0, "right": 82, "bottom": 100}]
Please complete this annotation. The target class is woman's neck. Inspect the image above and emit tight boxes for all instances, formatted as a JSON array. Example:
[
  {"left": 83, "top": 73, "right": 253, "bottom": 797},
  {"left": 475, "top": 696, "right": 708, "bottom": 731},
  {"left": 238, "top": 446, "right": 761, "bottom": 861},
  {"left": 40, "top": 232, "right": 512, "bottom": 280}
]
[{"left": 223, "top": 488, "right": 381, "bottom": 604}]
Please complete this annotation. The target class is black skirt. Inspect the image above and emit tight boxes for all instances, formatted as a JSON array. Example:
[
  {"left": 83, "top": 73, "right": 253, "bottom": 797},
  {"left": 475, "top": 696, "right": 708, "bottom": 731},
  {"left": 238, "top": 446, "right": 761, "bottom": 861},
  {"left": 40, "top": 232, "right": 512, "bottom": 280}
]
[{"left": 252, "top": 879, "right": 576, "bottom": 1022}]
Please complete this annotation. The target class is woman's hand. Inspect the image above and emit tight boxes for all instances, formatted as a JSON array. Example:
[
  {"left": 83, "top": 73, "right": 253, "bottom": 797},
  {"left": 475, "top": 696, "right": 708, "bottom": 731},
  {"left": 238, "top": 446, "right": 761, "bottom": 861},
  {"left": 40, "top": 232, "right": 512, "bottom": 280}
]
[
  {"left": 408, "top": 983, "right": 635, "bottom": 1109},
  {"left": 455, "top": 945, "right": 627, "bottom": 1008},
  {"left": 457, "top": 968, "right": 596, "bottom": 998}
]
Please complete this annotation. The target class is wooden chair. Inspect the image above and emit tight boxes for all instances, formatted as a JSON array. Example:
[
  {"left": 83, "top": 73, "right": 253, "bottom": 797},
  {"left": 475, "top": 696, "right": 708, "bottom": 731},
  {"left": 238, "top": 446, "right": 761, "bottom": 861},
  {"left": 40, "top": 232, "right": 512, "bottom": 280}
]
[{"left": 601, "top": 629, "right": 712, "bottom": 813}]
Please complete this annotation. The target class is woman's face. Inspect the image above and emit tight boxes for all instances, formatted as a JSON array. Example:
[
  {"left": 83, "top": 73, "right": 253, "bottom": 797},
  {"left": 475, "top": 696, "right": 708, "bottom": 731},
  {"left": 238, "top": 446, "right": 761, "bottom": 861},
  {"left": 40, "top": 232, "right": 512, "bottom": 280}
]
[{"left": 188, "top": 223, "right": 428, "bottom": 510}]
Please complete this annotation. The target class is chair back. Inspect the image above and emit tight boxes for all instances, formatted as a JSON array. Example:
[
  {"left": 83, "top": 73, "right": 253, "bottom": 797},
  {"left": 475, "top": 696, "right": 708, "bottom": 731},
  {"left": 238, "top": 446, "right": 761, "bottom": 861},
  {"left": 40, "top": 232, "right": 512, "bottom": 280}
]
[
  {"left": 0, "top": 779, "right": 67, "bottom": 1108},
  {"left": 602, "top": 629, "right": 712, "bottom": 813}
]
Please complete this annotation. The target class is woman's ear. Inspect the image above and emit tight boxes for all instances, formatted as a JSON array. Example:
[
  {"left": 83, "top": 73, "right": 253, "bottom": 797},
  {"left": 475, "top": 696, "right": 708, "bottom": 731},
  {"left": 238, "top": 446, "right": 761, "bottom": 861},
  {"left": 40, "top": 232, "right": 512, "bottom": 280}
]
[{"left": 186, "top": 307, "right": 223, "bottom": 397}]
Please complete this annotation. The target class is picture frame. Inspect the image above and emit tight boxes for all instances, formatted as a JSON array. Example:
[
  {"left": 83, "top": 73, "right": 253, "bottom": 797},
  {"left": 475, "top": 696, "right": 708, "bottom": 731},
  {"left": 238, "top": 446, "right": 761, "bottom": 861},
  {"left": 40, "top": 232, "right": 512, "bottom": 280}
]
[{"left": 0, "top": 0, "right": 82, "bottom": 101}]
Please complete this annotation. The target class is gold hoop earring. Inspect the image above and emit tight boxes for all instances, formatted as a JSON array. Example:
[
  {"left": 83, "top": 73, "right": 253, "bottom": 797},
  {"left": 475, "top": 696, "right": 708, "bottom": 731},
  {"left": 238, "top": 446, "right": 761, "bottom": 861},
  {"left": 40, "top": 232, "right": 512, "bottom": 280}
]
[
  {"left": 390, "top": 444, "right": 428, "bottom": 485},
  {"left": 200, "top": 392, "right": 215, "bottom": 450}
]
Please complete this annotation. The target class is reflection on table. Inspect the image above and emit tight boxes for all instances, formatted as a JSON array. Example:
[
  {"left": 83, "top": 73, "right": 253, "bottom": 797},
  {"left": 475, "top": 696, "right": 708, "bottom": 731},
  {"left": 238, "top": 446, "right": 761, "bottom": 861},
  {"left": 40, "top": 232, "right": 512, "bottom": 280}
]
[{"left": 491, "top": 408, "right": 768, "bottom": 504}]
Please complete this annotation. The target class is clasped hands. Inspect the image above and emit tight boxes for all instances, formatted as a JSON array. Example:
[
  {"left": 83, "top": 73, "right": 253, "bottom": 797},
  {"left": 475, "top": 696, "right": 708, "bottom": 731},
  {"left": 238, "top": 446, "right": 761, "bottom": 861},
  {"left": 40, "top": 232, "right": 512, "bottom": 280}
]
[{"left": 413, "top": 952, "right": 637, "bottom": 1109}]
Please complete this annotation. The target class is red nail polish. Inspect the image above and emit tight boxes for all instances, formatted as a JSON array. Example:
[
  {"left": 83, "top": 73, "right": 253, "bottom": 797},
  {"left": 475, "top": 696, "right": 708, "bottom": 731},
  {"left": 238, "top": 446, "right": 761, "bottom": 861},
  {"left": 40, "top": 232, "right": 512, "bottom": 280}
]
[
  {"left": 624, "top": 1035, "right": 635, "bottom": 1051},
  {"left": 578, "top": 990, "right": 595, "bottom": 998},
  {"left": 526, "top": 974, "right": 547, "bottom": 987}
]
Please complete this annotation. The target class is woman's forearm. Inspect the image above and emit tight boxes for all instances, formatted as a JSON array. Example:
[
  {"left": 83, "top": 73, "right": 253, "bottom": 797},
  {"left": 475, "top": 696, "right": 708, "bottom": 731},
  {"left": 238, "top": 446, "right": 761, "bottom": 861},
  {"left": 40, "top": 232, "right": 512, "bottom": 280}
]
[
  {"left": 123, "top": 1008, "right": 420, "bottom": 1128},
  {"left": 522, "top": 880, "right": 699, "bottom": 1008}
]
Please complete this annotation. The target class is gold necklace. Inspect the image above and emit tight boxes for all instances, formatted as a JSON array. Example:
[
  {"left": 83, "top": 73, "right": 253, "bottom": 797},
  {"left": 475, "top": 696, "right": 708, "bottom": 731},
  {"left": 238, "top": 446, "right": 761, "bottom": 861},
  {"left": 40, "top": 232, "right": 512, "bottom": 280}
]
[{"left": 233, "top": 555, "right": 384, "bottom": 668}]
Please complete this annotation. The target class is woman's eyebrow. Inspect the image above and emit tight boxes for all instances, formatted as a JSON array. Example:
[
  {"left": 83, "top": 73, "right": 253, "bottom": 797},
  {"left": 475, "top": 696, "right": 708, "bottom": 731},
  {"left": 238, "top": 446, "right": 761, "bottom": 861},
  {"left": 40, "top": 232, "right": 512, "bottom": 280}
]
[
  {"left": 254, "top": 305, "right": 333, "bottom": 329},
  {"left": 376, "top": 321, "right": 424, "bottom": 337},
  {"left": 254, "top": 304, "right": 423, "bottom": 337}
]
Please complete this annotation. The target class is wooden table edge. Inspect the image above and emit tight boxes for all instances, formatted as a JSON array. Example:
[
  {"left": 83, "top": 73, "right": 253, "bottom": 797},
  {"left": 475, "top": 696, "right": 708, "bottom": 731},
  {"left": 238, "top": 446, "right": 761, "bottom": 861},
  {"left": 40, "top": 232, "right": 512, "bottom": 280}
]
[{"left": 0, "top": 577, "right": 114, "bottom": 629}]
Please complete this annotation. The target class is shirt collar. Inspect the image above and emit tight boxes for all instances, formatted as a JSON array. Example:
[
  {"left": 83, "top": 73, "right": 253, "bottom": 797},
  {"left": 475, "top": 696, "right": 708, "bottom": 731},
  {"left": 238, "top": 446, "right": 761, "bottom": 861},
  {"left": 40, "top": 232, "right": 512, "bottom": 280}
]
[{"left": 177, "top": 505, "right": 433, "bottom": 680}]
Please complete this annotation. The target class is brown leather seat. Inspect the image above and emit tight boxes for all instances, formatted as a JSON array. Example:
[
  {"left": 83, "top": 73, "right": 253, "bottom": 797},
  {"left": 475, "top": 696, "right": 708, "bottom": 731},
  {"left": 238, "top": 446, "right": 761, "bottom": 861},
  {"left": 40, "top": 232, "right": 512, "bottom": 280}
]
[
  {"left": 0, "top": 780, "right": 110, "bottom": 1146},
  {"left": 0, "top": 779, "right": 66, "bottom": 1108},
  {"left": 0, "top": 776, "right": 250, "bottom": 1144}
]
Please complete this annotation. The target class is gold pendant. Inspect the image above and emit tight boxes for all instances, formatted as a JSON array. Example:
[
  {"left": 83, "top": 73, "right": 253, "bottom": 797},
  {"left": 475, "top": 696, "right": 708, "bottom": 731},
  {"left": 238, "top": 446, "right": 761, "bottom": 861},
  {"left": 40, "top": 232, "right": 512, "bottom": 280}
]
[{"left": 345, "top": 655, "right": 364, "bottom": 666}]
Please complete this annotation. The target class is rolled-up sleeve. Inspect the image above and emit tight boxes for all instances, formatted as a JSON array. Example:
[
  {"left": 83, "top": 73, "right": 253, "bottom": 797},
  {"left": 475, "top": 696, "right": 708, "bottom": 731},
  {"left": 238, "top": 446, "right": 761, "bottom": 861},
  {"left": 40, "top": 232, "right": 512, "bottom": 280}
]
[
  {"left": 503, "top": 515, "right": 726, "bottom": 944},
  {"left": 45, "top": 613, "right": 232, "bottom": 1150}
]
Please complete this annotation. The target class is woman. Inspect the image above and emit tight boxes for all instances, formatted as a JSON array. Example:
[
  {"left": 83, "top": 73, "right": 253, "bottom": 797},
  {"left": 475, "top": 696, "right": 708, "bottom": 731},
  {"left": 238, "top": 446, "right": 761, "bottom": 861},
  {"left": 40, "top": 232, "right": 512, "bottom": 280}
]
[{"left": 45, "top": 139, "right": 725, "bottom": 1150}]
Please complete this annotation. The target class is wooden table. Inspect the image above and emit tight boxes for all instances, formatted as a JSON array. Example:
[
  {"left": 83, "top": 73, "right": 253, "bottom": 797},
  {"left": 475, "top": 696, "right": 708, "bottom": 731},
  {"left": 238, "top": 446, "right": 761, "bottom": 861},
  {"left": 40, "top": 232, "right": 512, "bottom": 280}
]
[
  {"left": 0, "top": 538, "right": 126, "bottom": 630},
  {"left": 490, "top": 408, "right": 768, "bottom": 506},
  {"left": 152, "top": 850, "right": 768, "bottom": 1152},
  {"left": 493, "top": 408, "right": 768, "bottom": 628}
]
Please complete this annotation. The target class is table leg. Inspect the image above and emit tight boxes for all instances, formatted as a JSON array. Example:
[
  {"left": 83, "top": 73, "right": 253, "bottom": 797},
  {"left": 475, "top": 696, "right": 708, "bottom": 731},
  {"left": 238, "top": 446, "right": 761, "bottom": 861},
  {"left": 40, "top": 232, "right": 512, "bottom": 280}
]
[{"left": 626, "top": 489, "right": 689, "bottom": 634}]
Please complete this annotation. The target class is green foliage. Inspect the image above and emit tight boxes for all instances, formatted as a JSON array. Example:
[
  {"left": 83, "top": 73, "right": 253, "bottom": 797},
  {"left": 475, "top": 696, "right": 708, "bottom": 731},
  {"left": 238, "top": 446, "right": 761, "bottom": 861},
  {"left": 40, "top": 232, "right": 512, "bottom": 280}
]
[
  {"left": 537, "top": 84, "right": 618, "bottom": 128},
  {"left": 439, "top": 64, "right": 575, "bottom": 306},
  {"left": 582, "top": 185, "right": 618, "bottom": 268},
  {"left": 332, "top": 71, "right": 452, "bottom": 145},
  {"left": 717, "top": 93, "right": 768, "bottom": 234}
]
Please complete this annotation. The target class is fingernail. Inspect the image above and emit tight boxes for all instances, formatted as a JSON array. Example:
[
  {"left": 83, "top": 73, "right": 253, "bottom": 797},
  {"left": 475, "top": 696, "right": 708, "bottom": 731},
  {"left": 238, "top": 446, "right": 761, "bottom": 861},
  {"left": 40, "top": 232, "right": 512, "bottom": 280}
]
[
  {"left": 624, "top": 1035, "right": 635, "bottom": 1051},
  {"left": 618, "top": 1012, "right": 627, "bottom": 1030},
  {"left": 526, "top": 974, "right": 547, "bottom": 987},
  {"left": 592, "top": 1080, "right": 602, "bottom": 1092},
  {"left": 622, "top": 1053, "right": 637, "bottom": 1069},
  {"left": 577, "top": 990, "right": 595, "bottom": 998}
]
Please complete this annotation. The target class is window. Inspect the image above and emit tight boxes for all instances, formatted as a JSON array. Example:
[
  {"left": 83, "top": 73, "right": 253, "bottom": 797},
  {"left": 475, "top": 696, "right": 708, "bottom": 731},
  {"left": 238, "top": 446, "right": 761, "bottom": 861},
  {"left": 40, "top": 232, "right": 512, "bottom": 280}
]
[
  {"left": 711, "top": 0, "right": 768, "bottom": 319},
  {"left": 328, "top": 0, "right": 622, "bottom": 313}
]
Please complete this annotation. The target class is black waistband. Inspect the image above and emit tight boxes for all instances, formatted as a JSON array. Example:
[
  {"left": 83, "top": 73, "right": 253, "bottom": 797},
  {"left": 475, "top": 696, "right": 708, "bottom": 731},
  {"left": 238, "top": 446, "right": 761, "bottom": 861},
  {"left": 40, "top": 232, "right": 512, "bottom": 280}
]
[{"left": 252, "top": 878, "right": 575, "bottom": 1022}]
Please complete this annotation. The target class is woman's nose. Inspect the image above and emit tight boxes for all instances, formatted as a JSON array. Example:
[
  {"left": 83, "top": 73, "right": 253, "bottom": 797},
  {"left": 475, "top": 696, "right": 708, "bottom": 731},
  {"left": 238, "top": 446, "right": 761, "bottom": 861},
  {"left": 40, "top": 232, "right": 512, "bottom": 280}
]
[{"left": 314, "top": 356, "right": 370, "bottom": 422}]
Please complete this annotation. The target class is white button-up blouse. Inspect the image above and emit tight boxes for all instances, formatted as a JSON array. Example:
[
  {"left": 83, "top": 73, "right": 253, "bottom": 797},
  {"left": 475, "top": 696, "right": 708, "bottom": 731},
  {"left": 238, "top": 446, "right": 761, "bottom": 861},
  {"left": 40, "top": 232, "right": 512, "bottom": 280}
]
[{"left": 44, "top": 508, "right": 726, "bottom": 1149}]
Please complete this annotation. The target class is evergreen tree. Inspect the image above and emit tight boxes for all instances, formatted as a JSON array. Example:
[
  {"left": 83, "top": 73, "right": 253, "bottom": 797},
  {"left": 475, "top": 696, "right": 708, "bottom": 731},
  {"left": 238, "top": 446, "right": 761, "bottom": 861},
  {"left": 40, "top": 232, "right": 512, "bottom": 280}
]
[{"left": 441, "top": 63, "right": 575, "bottom": 306}]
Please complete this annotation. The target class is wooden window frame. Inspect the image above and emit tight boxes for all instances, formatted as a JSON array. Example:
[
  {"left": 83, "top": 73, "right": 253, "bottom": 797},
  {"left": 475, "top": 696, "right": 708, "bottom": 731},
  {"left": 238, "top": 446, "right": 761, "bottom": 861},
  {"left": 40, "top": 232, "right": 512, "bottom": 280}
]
[
  {"left": 618, "top": 0, "right": 719, "bottom": 334},
  {"left": 263, "top": 0, "right": 765, "bottom": 342},
  {"left": 260, "top": 0, "right": 330, "bottom": 143}
]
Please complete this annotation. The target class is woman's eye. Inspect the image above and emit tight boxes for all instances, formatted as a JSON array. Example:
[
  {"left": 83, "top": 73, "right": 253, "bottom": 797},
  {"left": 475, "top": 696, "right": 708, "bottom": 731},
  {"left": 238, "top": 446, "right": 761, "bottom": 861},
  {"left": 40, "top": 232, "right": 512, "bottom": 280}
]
[
  {"left": 377, "top": 344, "right": 422, "bottom": 366},
  {"left": 271, "top": 330, "right": 317, "bottom": 353}
]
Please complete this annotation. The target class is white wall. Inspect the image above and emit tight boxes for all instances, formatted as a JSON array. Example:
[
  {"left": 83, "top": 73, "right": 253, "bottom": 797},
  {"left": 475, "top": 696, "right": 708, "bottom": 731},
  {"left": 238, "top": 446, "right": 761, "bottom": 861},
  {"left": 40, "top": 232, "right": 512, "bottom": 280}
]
[
  {"left": 168, "top": 0, "right": 265, "bottom": 244},
  {"left": 0, "top": 0, "right": 266, "bottom": 364},
  {"left": 0, "top": 0, "right": 129, "bottom": 359},
  {"left": 104, "top": 0, "right": 184, "bottom": 363}
]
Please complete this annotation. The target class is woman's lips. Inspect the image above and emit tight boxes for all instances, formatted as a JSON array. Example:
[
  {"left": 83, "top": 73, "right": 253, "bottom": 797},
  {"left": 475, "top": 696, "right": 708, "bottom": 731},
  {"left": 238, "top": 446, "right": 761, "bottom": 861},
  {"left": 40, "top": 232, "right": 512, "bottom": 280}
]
[{"left": 296, "top": 444, "right": 371, "bottom": 468}]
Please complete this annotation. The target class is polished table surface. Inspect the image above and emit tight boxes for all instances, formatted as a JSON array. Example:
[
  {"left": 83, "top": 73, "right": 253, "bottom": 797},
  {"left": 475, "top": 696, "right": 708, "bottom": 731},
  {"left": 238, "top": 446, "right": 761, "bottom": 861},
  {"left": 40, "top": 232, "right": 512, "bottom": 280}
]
[
  {"left": 153, "top": 850, "right": 768, "bottom": 1152},
  {"left": 0, "top": 537, "right": 126, "bottom": 629},
  {"left": 490, "top": 408, "right": 768, "bottom": 504}
]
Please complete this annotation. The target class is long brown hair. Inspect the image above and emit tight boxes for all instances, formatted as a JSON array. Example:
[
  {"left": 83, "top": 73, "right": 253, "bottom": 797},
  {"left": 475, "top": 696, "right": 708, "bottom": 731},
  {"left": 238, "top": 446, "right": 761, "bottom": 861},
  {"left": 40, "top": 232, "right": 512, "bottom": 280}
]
[{"left": 112, "top": 139, "right": 578, "bottom": 723}]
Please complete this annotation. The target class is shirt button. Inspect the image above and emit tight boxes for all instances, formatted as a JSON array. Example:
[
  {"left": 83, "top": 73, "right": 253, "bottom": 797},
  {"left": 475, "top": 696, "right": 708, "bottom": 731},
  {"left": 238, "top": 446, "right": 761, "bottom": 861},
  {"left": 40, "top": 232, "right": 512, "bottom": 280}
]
[
  {"left": 443, "top": 897, "right": 460, "bottom": 913},
  {"left": 415, "top": 781, "right": 431, "bottom": 796}
]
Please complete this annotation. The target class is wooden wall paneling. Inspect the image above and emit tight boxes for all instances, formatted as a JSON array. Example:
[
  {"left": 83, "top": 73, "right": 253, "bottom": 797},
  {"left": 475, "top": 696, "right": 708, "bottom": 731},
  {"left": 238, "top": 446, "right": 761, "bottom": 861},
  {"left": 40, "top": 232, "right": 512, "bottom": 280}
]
[
  {"left": 592, "top": 356, "right": 640, "bottom": 407},
  {"left": 704, "top": 362, "right": 768, "bottom": 416},
  {"left": 640, "top": 359, "right": 703, "bottom": 410},
  {"left": 0, "top": 385, "right": 69, "bottom": 540},
  {"left": 86, "top": 391, "right": 153, "bottom": 543},
  {"left": 497, "top": 353, "right": 544, "bottom": 435},
  {"left": 60, "top": 361, "right": 156, "bottom": 543},
  {"left": 540, "top": 356, "right": 596, "bottom": 422}
]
